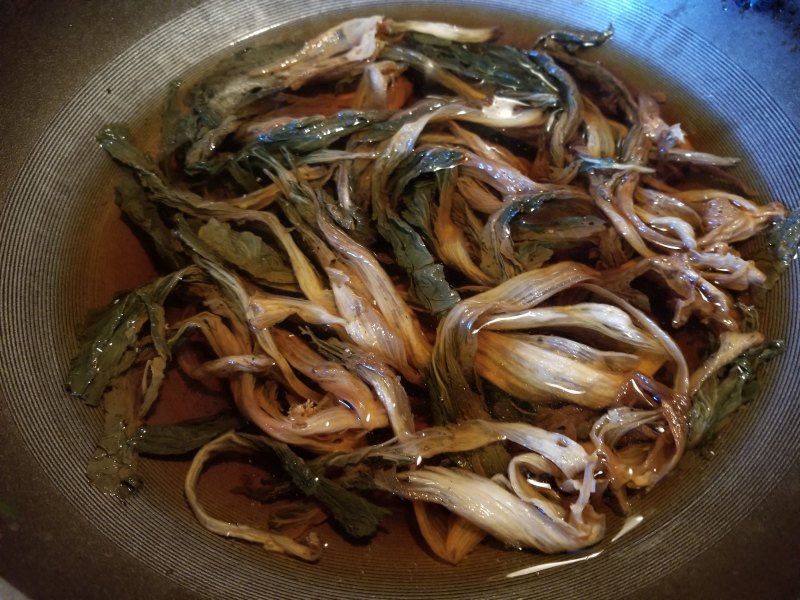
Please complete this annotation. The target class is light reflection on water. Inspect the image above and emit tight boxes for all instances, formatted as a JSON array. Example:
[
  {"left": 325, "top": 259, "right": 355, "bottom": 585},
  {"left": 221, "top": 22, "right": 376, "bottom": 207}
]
[{"left": 504, "top": 514, "right": 644, "bottom": 578}]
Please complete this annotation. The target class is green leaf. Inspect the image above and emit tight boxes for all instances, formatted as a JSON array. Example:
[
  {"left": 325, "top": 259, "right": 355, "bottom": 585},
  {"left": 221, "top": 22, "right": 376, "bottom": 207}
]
[
  {"left": 68, "top": 267, "right": 194, "bottom": 406},
  {"left": 139, "top": 293, "right": 171, "bottom": 361},
  {"left": 688, "top": 340, "right": 784, "bottom": 447},
  {"left": 400, "top": 182, "right": 436, "bottom": 242},
  {"left": 98, "top": 126, "right": 205, "bottom": 215},
  {"left": 137, "top": 355, "right": 167, "bottom": 419},
  {"left": 480, "top": 193, "right": 548, "bottom": 281},
  {"left": 481, "top": 189, "right": 588, "bottom": 281},
  {"left": 157, "top": 80, "right": 202, "bottom": 170},
  {"left": 114, "top": 177, "right": 185, "bottom": 271},
  {"left": 85, "top": 370, "right": 142, "bottom": 498},
  {"left": 526, "top": 50, "right": 581, "bottom": 167},
  {"left": 378, "top": 214, "right": 460, "bottom": 315},
  {"left": 194, "top": 40, "right": 303, "bottom": 118},
  {"left": 228, "top": 433, "right": 390, "bottom": 538},
  {"left": 198, "top": 218, "right": 296, "bottom": 286},
  {"left": 132, "top": 411, "right": 242, "bottom": 455},
  {"left": 245, "top": 111, "right": 377, "bottom": 155},
  {"left": 68, "top": 294, "right": 143, "bottom": 407},
  {"left": 538, "top": 39, "right": 637, "bottom": 125},
  {"left": 172, "top": 216, "right": 251, "bottom": 324},
  {"left": 232, "top": 478, "right": 295, "bottom": 504},
  {"left": 385, "top": 36, "right": 559, "bottom": 99},
  {"left": 392, "top": 147, "right": 466, "bottom": 198},
  {"left": 537, "top": 28, "right": 614, "bottom": 54}
]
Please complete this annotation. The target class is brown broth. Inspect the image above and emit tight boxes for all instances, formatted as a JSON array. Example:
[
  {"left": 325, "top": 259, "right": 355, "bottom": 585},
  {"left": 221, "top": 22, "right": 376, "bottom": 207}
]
[{"left": 94, "top": 203, "right": 159, "bottom": 297}]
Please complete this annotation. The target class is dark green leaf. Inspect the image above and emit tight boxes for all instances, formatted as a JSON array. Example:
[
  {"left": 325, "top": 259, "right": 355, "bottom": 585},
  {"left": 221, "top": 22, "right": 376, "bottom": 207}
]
[
  {"left": 385, "top": 36, "right": 559, "bottom": 99},
  {"left": 194, "top": 41, "right": 303, "bottom": 118},
  {"left": 515, "top": 241, "right": 554, "bottom": 270},
  {"left": 98, "top": 126, "right": 206, "bottom": 215},
  {"left": 132, "top": 411, "right": 242, "bottom": 455},
  {"left": 233, "top": 479, "right": 295, "bottom": 504},
  {"left": 68, "top": 293, "right": 143, "bottom": 407},
  {"left": 484, "top": 380, "right": 538, "bottom": 423},
  {"left": 392, "top": 147, "right": 466, "bottom": 199},
  {"left": 480, "top": 193, "right": 547, "bottom": 280},
  {"left": 526, "top": 50, "right": 582, "bottom": 167},
  {"left": 114, "top": 177, "right": 185, "bottom": 271},
  {"left": 378, "top": 214, "right": 460, "bottom": 314},
  {"left": 245, "top": 111, "right": 378, "bottom": 156},
  {"left": 173, "top": 216, "right": 254, "bottom": 326},
  {"left": 536, "top": 27, "right": 614, "bottom": 54},
  {"left": 540, "top": 41, "right": 637, "bottom": 125},
  {"left": 400, "top": 182, "right": 436, "bottom": 243},
  {"left": 481, "top": 189, "right": 589, "bottom": 281},
  {"left": 239, "top": 433, "right": 390, "bottom": 538}
]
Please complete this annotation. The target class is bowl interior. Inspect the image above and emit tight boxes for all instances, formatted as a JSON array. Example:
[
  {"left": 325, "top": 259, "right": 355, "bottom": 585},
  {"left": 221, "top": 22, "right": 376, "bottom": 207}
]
[{"left": 1, "top": 1, "right": 799, "bottom": 599}]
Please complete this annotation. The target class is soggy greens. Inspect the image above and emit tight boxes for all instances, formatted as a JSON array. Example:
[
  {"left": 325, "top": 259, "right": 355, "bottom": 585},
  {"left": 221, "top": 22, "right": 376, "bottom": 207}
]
[{"left": 70, "top": 16, "right": 795, "bottom": 562}]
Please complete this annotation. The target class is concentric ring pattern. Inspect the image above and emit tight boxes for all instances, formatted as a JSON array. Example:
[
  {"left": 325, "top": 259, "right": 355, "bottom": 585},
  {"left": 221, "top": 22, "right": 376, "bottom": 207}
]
[{"left": 0, "top": 1, "right": 798, "bottom": 599}]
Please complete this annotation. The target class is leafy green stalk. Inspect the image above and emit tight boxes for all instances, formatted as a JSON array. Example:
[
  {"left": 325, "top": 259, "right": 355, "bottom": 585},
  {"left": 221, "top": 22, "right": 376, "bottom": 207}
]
[
  {"left": 400, "top": 181, "right": 436, "bottom": 242},
  {"left": 373, "top": 134, "right": 462, "bottom": 315},
  {"left": 157, "top": 80, "right": 203, "bottom": 174},
  {"left": 172, "top": 216, "right": 250, "bottom": 322},
  {"left": 392, "top": 147, "right": 466, "bottom": 199},
  {"left": 98, "top": 125, "right": 208, "bottom": 216},
  {"left": 185, "top": 111, "right": 382, "bottom": 180}
]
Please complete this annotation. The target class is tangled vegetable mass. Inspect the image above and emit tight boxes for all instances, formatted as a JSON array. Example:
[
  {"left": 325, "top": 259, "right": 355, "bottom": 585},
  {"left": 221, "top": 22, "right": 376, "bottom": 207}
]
[{"left": 69, "top": 16, "right": 799, "bottom": 563}]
